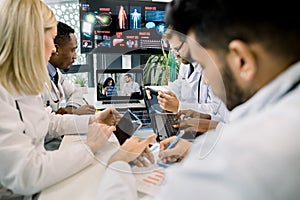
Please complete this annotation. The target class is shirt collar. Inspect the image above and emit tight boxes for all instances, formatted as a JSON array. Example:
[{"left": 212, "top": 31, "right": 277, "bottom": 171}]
[
  {"left": 47, "top": 63, "right": 57, "bottom": 79},
  {"left": 230, "top": 61, "right": 300, "bottom": 122}
]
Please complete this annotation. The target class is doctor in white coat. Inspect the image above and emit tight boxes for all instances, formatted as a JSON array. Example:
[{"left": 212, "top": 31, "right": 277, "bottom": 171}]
[
  {"left": 157, "top": 29, "right": 228, "bottom": 123},
  {"left": 0, "top": 2, "right": 117, "bottom": 199},
  {"left": 95, "top": 0, "right": 300, "bottom": 199},
  {"left": 42, "top": 22, "right": 97, "bottom": 149},
  {"left": 42, "top": 21, "right": 95, "bottom": 115}
]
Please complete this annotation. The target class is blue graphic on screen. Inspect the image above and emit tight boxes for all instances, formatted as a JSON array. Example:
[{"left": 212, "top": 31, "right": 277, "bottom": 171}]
[
  {"left": 130, "top": 7, "right": 141, "bottom": 29},
  {"left": 145, "top": 10, "right": 165, "bottom": 22}
]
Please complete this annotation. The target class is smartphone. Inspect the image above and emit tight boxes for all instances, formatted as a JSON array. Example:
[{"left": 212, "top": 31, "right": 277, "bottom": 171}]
[
  {"left": 114, "top": 109, "right": 142, "bottom": 145},
  {"left": 146, "top": 87, "right": 159, "bottom": 96}
]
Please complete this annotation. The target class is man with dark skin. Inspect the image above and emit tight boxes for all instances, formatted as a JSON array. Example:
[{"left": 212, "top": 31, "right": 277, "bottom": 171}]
[{"left": 43, "top": 21, "right": 95, "bottom": 115}]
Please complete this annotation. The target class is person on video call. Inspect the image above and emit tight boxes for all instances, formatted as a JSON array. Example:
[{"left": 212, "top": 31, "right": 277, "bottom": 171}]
[
  {"left": 121, "top": 73, "right": 140, "bottom": 96},
  {"left": 42, "top": 21, "right": 95, "bottom": 115},
  {"left": 95, "top": 0, "right": 300, "bottom": 199},
  {"left": 103, "top": 77, "right": 118, "bottom": 97}
]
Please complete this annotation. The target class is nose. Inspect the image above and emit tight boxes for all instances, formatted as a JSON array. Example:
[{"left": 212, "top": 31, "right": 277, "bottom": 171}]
[
  {"left": 51, "top": 45, "right": 56, "bottom": 55},
  {"left": 72, "top": 52, "right": 77, "bottom": 60}
]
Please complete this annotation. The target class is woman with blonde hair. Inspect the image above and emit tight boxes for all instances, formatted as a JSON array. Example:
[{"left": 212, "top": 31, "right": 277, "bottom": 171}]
[{"left": 0, "top": 0, "right": 116, "bottom": 199}]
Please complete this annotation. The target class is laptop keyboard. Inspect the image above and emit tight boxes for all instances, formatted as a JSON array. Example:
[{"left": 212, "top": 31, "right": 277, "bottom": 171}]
[
  {"left": 157, "top": 113, "right": 178, "bottom": 137},
  {"left": 165, "top": 114, "right": 178, "bottom": 136},
  {"left": 102, "top": 100, "right": 140, "bottom": 104},
  {"left": 126, "top": 109, "right": 152, "bottom": 129}
]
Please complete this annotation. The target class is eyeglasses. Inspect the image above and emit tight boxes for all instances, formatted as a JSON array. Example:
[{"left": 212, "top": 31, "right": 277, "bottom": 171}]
[{"left": 172, "top": 40, "right": 185, "bottom": 55}]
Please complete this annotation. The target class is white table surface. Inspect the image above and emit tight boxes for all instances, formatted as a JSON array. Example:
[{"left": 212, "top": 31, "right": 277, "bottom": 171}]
[
  {"left": 38, "top": 129, "right": 155, "bottom": 200},
  {"left": 38, "top": 134, "right": 120, "bottom": 200}
]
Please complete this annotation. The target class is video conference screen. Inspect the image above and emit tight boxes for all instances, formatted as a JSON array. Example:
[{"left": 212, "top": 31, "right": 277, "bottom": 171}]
[
  {"left": 79, "top": 0, "right": 167, "bottom": 54},
  {"left": 96, "top": 69, "right": 144, "bottom": 100}
]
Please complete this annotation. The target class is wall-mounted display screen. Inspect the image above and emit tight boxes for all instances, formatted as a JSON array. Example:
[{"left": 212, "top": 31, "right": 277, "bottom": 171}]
[{"left": 79, "top": 0, "right": 168, "bottom": 54}]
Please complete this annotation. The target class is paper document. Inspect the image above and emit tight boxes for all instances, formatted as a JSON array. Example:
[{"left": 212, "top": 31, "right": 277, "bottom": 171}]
[
  {"left": 132, "top": 164, "right": 166, "bottom": 196},
  {"left": 131, "top": 142, "right": 176, "bottom": 196}
]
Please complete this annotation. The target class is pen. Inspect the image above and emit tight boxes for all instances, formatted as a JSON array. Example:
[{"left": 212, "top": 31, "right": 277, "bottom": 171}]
[
  {"left": 166, "top": 130, "right": 185, "bottom": 150},
  {"left": 83, "top": 98, "right": 89, "bottom": 105}
]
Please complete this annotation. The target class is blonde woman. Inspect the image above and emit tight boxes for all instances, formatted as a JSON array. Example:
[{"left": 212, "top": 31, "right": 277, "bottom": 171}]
[{"left": 0, "top": 0, "right": 117, "bottom": 199}]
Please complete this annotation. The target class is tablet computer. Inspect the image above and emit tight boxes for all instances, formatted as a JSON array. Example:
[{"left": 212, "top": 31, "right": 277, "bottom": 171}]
[{"left": 114, "top": 109, "right": 143, "bottom": 144}]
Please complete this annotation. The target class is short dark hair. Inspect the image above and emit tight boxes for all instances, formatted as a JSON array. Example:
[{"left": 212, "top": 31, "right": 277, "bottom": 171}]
[
  {"left": 54, "top": 21, "right": 75, "bottom": 46},
  {"left": 124, "top": 73, "right": 132, "bottom": 79},
  {"left": 165, "top": 0, "right": 300, "bottom": 59}
]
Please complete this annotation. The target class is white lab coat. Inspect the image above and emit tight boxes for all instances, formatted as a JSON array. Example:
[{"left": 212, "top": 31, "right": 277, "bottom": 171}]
[
  {"left": 97, "top": 61, "right": 300, "bottom": 200},
  {"left": 167, "top": 62, "right": 228, "bottom": 122},
  {"left": 47, "top": 108, "right": 89, "bottom": 137},
  {"left": 41, "top": 69, "right": 86, "bottom": 112},
  {"left": 0, "top": 85, "right": 95, "bottom": 199}
]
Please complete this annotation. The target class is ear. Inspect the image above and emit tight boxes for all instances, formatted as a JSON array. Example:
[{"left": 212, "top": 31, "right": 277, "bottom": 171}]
[
  {"left": 228, "top": 40, "right": 257, "bottom": 81},
  {"left": 55, "top": 44, "right": 59, "bottom": 55}
]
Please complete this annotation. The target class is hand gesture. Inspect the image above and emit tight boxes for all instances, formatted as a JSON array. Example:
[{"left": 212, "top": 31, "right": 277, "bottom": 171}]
[
  {"left": 108, "top": 134, "right": 157, "bottom": 166},
  {"left": 173, "top": 118, "right": 219, "bottom": 133},
  {"left": 91, "top": 107, "right": 122, "bottom": 126},
  {"left": 159, "top": 136, "right": 192, "bottom": 163},
  {"left": 157, "top": 90, "right": 179, "bottom": 112},
  {"left": 86, "top": 123, "right": 116, "bottom": 154},
  {"left": 175, "top": 109, "right": 211, "bottom": 120},
  {"left": 71, "top": 105, "right": 96, "bottom": 115},
  {"left": 56, "top": 105, "right": 95, "bottom": 115}
]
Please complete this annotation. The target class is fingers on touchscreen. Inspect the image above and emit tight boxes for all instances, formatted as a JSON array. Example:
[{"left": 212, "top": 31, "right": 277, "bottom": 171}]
[
  {"left": 114, "top": 109, "right": 142, "bottom": 145},
  {"left": 146, "top": 87, "right": 159, "bottom": 96}
]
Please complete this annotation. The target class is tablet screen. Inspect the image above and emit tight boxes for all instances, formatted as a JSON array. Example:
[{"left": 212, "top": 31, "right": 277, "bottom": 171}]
[{"left": 114, "top": 109, "right": 142, "bottom": 144}]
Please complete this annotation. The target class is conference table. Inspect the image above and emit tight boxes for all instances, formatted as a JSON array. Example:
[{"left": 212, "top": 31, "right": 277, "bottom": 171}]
[
  {"left": 38, "top": 134, "right": 120, "bottom": 200},
  {"left": 38, "top": 87, "right": 156, "bottom": 199},
  {"left": 38, "top": 128, "right": 154, "bottom": 200}
]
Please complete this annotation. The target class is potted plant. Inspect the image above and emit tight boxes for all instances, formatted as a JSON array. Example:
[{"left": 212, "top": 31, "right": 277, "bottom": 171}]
[
  {"left": 73, "top": 75, "right": 88, "bottom": 94},
  {"left": 143, "top": 45, "right": 180, "bottom": 86}
]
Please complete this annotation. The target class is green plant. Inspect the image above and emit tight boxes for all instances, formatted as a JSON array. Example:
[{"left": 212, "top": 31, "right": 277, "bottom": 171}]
[
  {"left": 143, "top": 46, "right": 180, "bottom": 86},
  {"left": 73, "top": 75, "right": 87, "bottom": 87}
]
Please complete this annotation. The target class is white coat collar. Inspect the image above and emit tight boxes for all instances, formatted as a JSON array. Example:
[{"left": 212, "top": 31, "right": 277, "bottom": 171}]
[{"left": 230, "top": 61, "right": 300, "bottom": 122}]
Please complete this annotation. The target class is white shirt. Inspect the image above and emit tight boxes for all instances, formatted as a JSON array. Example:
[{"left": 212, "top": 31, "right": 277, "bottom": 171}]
[
  {"left": 97, "top": 61, "right": 300, "bottom": 200},
  {"left": 168, "top": 62, "right": 228, "bottom": 122},
  {"left": 122, "top": 81, "right": 140, "bottom": 96},
  {"left": 0, "top": 86, "right": 94, "bottom": 199},
  {"left": 42, "top": 63, "right": 86, "bottom": 112}
]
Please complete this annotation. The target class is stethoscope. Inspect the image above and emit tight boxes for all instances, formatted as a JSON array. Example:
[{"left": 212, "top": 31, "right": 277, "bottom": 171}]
[{"left": 45, "top": 80, "right": 61, "bottom": 104}]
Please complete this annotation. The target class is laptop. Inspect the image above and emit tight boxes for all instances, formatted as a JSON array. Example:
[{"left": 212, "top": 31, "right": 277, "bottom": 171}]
[
  {"left": 143, "top": 86, "right": 201, "bottom": 142},
  {"left": 95, "top": 68, "right": 146, "bottom": 110},
  {"left": 143, "top": 87, "right": 178, "bottom": 142}
]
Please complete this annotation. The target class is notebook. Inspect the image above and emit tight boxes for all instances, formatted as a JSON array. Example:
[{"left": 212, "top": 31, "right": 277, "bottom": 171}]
[
  {"left": 143, "top": 87, "right": 178, "bottom": 142},
  {"left": 95, "top": 68, "right": 146, "bottom": 110}
]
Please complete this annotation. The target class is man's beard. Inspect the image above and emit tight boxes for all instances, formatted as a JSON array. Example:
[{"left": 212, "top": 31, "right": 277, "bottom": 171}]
[{"left": 221, "top": 64, "right": 247, "bottom": 111}]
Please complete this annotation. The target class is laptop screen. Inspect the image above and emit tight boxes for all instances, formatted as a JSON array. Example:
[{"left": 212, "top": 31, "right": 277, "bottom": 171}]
[
  {"left": 142, "top": 87, "right": 178, "bottom": 141},
  {"left": 96, "top": 68, "right": 144, "bottom": 101}
]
